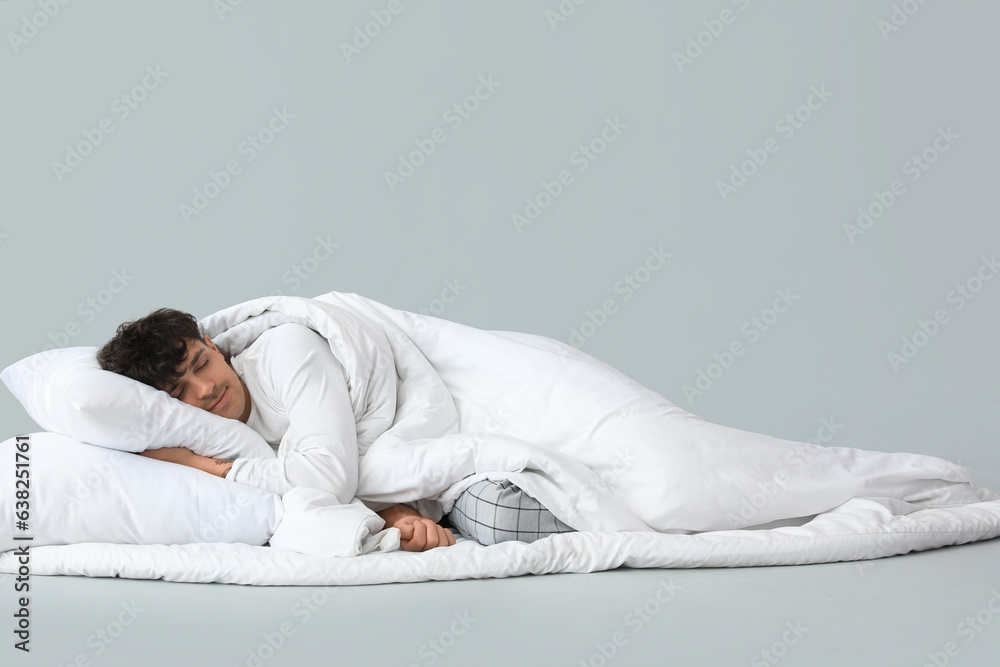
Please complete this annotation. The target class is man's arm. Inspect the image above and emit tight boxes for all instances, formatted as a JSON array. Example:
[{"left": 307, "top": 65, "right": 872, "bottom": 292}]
[
  {"left": 138, "top": 447, "right": 233, "bottom": 477},
  {"left": 199, "top": 456, "right": 235, "bottom": 478},
  {"left": 226, "top": 324, "right": 360, "bottom": 502}
]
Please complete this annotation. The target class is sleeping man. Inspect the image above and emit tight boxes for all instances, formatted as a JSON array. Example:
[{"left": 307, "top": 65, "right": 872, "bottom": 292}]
[{"left": 97, "top": 308, "right": 575, "bottom": 551}]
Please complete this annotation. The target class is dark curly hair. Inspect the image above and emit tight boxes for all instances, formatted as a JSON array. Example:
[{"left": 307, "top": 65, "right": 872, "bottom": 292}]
[{"left": 97, "top": 308, "right": 205, "bottom": 390}]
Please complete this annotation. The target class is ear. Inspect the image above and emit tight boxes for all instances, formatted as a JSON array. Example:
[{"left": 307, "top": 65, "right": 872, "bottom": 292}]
[{"left": 203, "top": 335, "right": 220, "bottom": 353}]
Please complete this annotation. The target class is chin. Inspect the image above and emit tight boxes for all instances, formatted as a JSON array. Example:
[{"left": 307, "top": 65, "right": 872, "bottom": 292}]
[{"left": 224, "top": 401, "right": 242, "bottom": 421}]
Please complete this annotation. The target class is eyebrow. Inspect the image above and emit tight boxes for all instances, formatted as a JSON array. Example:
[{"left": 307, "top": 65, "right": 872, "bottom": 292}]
[{"left": 166, "top": 348, "right": 206, "bottom": 394}]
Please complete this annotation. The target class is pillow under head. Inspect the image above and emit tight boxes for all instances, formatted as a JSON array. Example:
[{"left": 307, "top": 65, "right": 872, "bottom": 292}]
[{"left": 0, "top": 346, "right": 273, "bottom": 459}]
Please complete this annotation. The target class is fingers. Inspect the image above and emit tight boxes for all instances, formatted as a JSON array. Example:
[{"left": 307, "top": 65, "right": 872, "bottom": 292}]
[
  {"left": 393, "top": 515, "right": 456, "bottom": 552},
  {"left": 406, "top": 519, "right": 428, "bottom": 552},
  {"left": 398, "top": 519, "right": 423, "bottom": 552},
  {"left": 416, "top": 519, "right": 436, "bottom": 549},
  {"left": 398, "top": 519, "right": 456, "bottom": 552},
  {"left": 420, "top": 521, "right": 456, "bottom": 550}
]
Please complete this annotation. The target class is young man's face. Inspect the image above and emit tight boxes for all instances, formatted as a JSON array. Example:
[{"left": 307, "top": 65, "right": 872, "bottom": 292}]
[{"left": 162, "top": 336, "right": 251, "bottom": 423}]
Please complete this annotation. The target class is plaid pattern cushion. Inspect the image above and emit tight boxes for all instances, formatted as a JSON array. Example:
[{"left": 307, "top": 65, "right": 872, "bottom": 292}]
[{"left": 445, "top": 479, "right": 575, "bottom": 545}]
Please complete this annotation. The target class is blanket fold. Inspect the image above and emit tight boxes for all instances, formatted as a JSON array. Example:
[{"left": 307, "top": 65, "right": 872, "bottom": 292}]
[{"left": 268, "top": 490, "right": 399, "bottom": 557}]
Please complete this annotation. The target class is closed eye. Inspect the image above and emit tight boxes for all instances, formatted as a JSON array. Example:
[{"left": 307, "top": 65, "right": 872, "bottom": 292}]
[{"left": 173, "top": 359, "right": 210, "bottom": 400}]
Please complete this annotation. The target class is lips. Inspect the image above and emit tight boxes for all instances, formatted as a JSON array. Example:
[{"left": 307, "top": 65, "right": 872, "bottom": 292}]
[{"left": 209, "top": 387, "right": 228, "bottom": 412}]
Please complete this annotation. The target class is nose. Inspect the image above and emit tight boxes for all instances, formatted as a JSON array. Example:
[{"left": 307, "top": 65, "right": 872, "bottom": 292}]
[{"left": 190, "top": 375, "right": 215, "bottom": 400}]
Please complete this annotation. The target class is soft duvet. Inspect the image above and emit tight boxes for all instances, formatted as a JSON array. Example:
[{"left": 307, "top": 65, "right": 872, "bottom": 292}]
[{"left": 2, "top": 291, "right": 999, "bottom": 586}]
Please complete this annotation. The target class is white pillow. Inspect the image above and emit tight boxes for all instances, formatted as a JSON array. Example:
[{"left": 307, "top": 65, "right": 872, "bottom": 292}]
[
  {"left": 0, "top": 346, "right": 274, "bottom": 459},
  {"left": 0, "top": 433, "right": 282, "bottom": 553}
]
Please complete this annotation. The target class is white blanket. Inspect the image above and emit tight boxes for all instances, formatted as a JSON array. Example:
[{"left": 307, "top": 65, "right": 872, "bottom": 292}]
[{"left": 3, "top": 290, "right": 999, "bottom": 584}]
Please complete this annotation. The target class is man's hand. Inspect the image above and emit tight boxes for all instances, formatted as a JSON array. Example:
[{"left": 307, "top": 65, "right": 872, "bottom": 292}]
[
  {"left": 378, "top": 503, "right": 455, "bottom": 551},
  {"left": 138, "top": 447, "right": 234, "bottom": 478},
  {"left": 394, "top": 515, "right": 455, "bottom": 552}
]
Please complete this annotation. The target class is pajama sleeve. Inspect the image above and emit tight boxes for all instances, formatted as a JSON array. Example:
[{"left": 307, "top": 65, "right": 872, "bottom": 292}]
[{"left": 227, "top": 324, "right": 359, "bottom": 503}]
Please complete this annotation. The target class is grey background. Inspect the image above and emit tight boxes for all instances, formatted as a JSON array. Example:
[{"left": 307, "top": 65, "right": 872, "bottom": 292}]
[{"left": 1, "top": 1, "right": 998, "bottom": 665}]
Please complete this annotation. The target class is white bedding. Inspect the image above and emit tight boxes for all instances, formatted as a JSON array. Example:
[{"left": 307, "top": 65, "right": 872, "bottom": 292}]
[
  {"left": 3, "top": 290, "right": 998, "bottom": 585},
  {"left": 5, "top": 494, "right": 1000, "bottom": 585}
]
